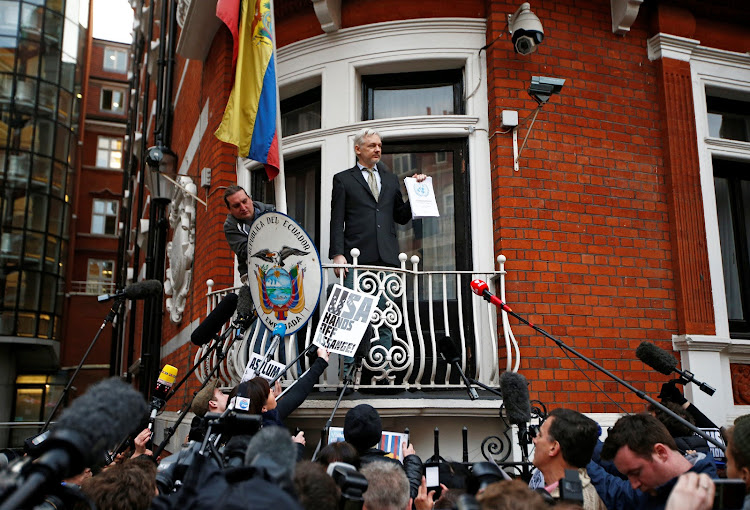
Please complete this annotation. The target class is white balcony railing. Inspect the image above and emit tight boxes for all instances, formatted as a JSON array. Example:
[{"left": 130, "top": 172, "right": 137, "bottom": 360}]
[
  {"left": 198, "top": 253, "right": 521, "bottom": 392},
  {"left": 69, "top": 281, "right": 117, "bottom": 295}
]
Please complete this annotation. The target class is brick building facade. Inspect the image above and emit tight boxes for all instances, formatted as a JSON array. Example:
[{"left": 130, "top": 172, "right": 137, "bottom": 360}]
[{"left": 121, "top": 0, "right": 750, "bottom": 457}]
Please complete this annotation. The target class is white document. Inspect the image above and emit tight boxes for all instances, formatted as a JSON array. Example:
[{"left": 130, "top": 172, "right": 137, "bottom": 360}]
[{"left": 404, "top": 176, "right": 440, "bottom": 219}]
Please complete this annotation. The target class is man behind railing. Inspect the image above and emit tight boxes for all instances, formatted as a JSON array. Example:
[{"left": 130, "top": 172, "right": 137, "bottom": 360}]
[{"left": 329, "top": 128, "right": 427, "bottom": 377}]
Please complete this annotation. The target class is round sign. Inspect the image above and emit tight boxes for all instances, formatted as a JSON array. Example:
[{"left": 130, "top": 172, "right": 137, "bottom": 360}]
[{"left": 246, "top": 211, "right": 322, "bottom": 335}]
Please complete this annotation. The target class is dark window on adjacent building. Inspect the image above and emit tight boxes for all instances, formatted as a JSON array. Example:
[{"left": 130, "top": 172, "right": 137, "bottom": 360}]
[
  {"left": 91, "top": 198, "right": 118, "bottom": 235},
  {"left": 362, "top": 69, "right": 464, "bottom": 120},
  {"left": 714, "top": 158, "right": 750, "bottom": 337},
  {"left": 281, "top": 87, "right": 321, "bottom": 137},
  {"left": 100, "top": 88, "right": 124, "bottom": 113}
]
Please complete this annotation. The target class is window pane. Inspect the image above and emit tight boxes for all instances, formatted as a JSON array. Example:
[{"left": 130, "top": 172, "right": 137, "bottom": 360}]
[
  {"left": 101, "top": 88, "right": 112, "bottom": 109},
  {"left": 92, "top": 199, "right": 104, "bottom": 214},
  {"left": 91, "top": 214, "right": 103, "bottom": 234},
  {"left": 363, "top": 70, "right": 463, "bottom": 121},
  {"left": 706, "top": 95, "right": 750, "bottom": 142},
  {"left": 382, "top": 151, "right": 456, "bottom": 271},
  {"left": 373, "top": 85, "right": 454, "bottom": 119},
  {"left": 714, "top": 176, "right": 743, "bottom": 320},
  {"left": 14, "top": 388, "right": 42, "bottom": 422},
  {"left": 281, "top": 87, "right": 321, "bottom": 136}
]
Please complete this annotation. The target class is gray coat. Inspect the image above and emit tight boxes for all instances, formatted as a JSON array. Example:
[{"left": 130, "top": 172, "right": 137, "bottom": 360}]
[{"left": 223, "top": 200, "right": 275, "bottom": 277}]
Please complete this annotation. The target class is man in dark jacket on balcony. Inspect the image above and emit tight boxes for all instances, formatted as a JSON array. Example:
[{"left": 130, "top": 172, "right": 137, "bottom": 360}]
[
  {"left": 343, "top": 404, "right": 423, "bottom": 500},
  {"left": 329, "top": 129, "right": 427, "bottom": 376},
  {"left": 588, "top": 413, "right": 717, "bottom": 510},
  {"left": 223, "top": 185, "right": 275, "bottom": 284}
]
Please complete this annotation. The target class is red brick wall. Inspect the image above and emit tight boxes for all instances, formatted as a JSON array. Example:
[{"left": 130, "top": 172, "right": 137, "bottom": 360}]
[
  {"left": 158, "top": 0, "right": 750, "bottom": 415},
  {"left": 485, "top": 0, "right": 674, "bottom": 413},
  {"left": 158, "top": 26, "right": 245, "bottom": 408}
]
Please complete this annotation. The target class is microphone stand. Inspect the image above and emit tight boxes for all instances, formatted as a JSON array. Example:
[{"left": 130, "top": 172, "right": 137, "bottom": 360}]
[
  {"left": 151, "top": 325, "right": 240, "bottom": 459},
  {"left": 269, "top": 344, "right": 317, "bottom": 386},
  {"left": 311, "top": 354, "right": 363, "bottom": 461},
  {"left": 42, "top": 299, "right": 124, "bottom": 432},
  {"left": 164, "top": 309, "right": 258, "bottom": 402},
  {"left": 467, "top": 378, "right": 533, "bottom": 481},
  {"left": 481, "top": 296, "right": 726, "bottom": 451}
]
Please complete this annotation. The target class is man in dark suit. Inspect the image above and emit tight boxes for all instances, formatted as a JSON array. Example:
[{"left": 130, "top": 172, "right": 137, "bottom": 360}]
[
  {"left": 329, "top": 128, "right": 426, "bottom": 272},
  {"left": 329, "top": 128, "right": 426, "bottom": 379}
]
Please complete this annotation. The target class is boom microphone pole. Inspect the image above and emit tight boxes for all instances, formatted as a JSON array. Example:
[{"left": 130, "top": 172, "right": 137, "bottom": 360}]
[
  {"left": 151, "top": 299, "right": 247, "bottom": 459},
  {"left": 469, "top": 279, "right": 726, "bottom": 452},
  {"left": 42, "top": 280, "right": 162, "bottom": 433},
  {"left": 311, "top": 338, "right": 368, "bottom": 462}
]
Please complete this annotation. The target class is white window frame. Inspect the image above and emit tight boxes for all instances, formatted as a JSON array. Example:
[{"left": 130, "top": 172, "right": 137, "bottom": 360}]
[
  {"left": 275, "top": 18, "right": 494, "bottom": 274},
  {"left": 96, "top": 135, "right": 123, "bottom": 169},
  {"left": 91, "top": 198, "right": 119, "bottom": 235},
  {"left": 649, "top": 34, "right": 750, "bottom": 425},
  {"left": 103, "top": 47, "right": 127, "bottom": 72}
]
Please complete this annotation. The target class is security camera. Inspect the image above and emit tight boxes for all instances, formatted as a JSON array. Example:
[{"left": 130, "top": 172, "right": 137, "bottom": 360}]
[
  {"left": 508, "top": 2, "right": 544, "bottom": 55},
  {"left": 528, "top": 76, "right": 565, "bottom": 104}
]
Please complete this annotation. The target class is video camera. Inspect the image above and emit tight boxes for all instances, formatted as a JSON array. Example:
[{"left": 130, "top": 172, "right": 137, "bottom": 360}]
[{"left": 326, "top": 462, "right": 368, "bottom": 510}]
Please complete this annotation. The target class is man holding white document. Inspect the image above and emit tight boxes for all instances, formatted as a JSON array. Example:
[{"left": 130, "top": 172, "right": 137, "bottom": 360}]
[{"left": 329, "top": 128, "right": 436, "bottom": 379}]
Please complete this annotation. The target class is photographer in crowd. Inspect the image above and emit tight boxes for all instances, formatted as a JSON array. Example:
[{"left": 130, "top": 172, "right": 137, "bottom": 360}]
[
  {"left": 343, "top": 404, "right": 424, "bottom": 499},
  {"left": 531, "top": 408, "right": 606, "bottom": 510}
]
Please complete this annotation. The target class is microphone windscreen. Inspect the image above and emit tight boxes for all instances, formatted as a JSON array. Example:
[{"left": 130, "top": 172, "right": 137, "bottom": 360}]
[
  {"left": 500, "top": 371, "right": 531, "bottom": 425},
  {"left": 123, "top": 279, "right": 163, "bottom": 300},
  {"left": 636, "top": 341, "right": 677, "bottom": 376},
  {"left": 470, "top": 279, "right": 489, "bottom": 297},
  {"left": 438, "top": 336, "right": 460, "bottom": 364},
  {"left": 190, "top": 293, "right": 239, "bottom": 346},
  {"left": 244, "top": 426, "right": 296, "bottom": 478},
  {"left": 53, "top": 377, "right": 148, "bottom": 465},
  {"left": 272, "top": 323, "right": 286, "bottom": 338},
  {"left": 237, "top": 285, "right": 253, "bottom": 318}
]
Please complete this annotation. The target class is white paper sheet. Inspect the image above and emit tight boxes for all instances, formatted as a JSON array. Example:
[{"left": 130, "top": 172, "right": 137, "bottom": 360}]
[{"left": 404, "top": 176, "right": 440, "bottom": 219}]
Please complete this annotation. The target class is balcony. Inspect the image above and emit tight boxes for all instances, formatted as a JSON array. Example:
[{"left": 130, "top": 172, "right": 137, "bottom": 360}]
[
  {"left": 69, "top": 280, "right": 116, "bottom": 296},
  {"left": 199, "top": 253, "right": 521, "bottom": 392}
]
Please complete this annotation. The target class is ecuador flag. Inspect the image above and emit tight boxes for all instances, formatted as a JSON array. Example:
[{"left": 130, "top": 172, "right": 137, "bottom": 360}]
[{"left": 215, "top": 0, "right": 280, "bottom": 180}]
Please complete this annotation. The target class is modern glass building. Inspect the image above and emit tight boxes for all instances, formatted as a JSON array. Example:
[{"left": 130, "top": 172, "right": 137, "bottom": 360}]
[{"left": 0, "top": 0, "right": 88, "bottom": 445}]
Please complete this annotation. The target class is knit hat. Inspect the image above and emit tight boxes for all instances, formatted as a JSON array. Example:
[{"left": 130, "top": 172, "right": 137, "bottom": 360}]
[
  {"left": 344, "top": 404, "right": 382, "bottom": 452},
  {"left": 732, "top": 414, "right": 750, "bottom": 465},
  {"left": 191, "top": 379, "right": 219, "bottom": 417}
]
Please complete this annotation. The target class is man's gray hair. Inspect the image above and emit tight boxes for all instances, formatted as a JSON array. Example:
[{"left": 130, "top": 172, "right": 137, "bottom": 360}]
[
  {"left": 353, "top": 128, "right": 381, "bottom": 152},
  {"left": 360, "top": 461, "right": 410, "bottom": 510}
]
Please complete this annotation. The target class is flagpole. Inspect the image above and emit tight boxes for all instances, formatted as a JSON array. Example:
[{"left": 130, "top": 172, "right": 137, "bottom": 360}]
[{"left": 268, "top": 0, "right": 287, "bottom": 214}]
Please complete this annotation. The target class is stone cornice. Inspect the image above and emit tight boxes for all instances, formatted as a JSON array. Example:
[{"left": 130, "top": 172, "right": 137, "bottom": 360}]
[{"left": 647, "top": 33, "right": 700, "bottom": 62}]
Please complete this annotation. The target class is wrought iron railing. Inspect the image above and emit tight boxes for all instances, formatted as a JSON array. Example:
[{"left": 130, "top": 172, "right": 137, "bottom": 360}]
[{"left": 198, "top": 253, "right": 521, "bottom": 391}]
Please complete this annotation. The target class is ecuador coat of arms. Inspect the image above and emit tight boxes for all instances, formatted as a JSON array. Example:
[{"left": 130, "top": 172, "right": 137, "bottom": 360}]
[{"left": 246, "top": 211, "right": 322, "bottom": 334}]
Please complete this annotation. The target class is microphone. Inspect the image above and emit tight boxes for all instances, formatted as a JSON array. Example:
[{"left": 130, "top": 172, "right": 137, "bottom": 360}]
[
  {"left": 148, "top": 365, "right": 178, "bottom": 430},
  {"left": 470, "top": 279, "right": 513, "bottom": 312},
  {"left": 438, "top": 336, "right": 478, "bottom": 400},
  {"left": 190, "top": 293, "right": 238, "bottom": 346},
  {"left": 636, "top": 341, "right": 716, "bottom": 396},
  {"left": 270, "top": 323, "right": 286, "bottom": 346},
  {"left": 1, "top": 378, "right": 148, "bottom": 509},
  {"left": 500, "top": 371, "right": 531, "bottom": 426},
  {"left": 97, "top": 279, "right": 163, "bottom": 302}
]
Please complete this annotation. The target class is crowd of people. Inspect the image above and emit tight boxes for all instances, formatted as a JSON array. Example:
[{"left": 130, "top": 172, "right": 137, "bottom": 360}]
[{"left": 2, "top": 371, "right": 748, "bottom": 510}]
